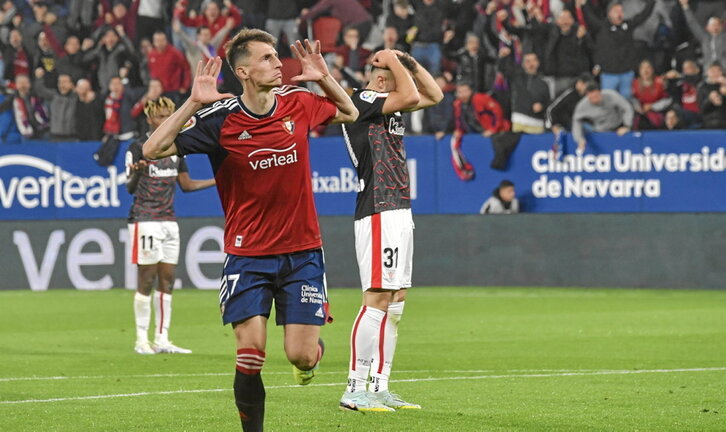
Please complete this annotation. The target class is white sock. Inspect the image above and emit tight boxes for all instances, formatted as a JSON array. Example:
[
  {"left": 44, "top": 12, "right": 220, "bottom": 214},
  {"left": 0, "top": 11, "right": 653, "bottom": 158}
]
[
  {"left": 153, "top": 291, "right": 172, "bottom": 345},
  {"left": 133, "top": 292, "right": 151, "bottom": 344},
  {"left": 370, "top": 301, "right": 404, "bottom": 393},
  {"left": 345, "top": 306, "right": 386, "bottom": 394}
]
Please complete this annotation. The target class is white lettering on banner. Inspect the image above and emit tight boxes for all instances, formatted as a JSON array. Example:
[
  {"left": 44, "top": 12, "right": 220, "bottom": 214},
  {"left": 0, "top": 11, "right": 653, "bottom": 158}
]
[
  {"left": 66, "top": 229, "right": 114, "bottom": 290},
  {"left": 313, "top": 168, "right": 358, "bottom": 193},
  {"left": 12, "top": 230, "right": 66, "bottom": 291},
  {"left": 119, "top": 228, "right": 135, "bottom": 290},
  {"left": 312, "top": 159, "right": 418, "bottom": 199},
  {"left": 0, "top": 155, "right": 123, "bottom": 210},
  {"left": 531, "top": 147, "right": 724, "bottom": 200},
  {"left": 532, "top": 147, "right": 725, "bottom": 175},
  {"left": 185, "top": 226, "right": 225, "bottom": 289},
  {"left": 11, "top": 225, "right": 226, "bottom": 290},
  {"left": 533, "top": 175, "right": 661, "bottom": 198}
]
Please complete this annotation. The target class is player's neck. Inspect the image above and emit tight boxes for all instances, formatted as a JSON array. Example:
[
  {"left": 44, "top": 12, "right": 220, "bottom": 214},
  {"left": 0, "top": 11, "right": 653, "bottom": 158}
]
[{"left": 240, "top": 86, "right": 276, "bottom": 116}]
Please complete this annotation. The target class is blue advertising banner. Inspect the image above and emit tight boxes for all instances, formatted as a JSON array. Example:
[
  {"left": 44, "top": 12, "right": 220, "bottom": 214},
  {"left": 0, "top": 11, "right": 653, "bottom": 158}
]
[
  {"left": 435, "top": 131, "right": 726, "bottom": 213},
  {"left": 1, "top": 131, "right": 724, "bottom": 220}
]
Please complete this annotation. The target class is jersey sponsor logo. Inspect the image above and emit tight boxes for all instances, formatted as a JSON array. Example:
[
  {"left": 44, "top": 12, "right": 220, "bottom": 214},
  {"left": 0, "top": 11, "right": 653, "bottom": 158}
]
[
  {"left": 0, "top": 154, "right": 123, "bottom": 210},
  {"left": 238, "top": 130, "right": 252, "bottom": 140},
  {"left": 359, "top": 90, "right": 378, "bottom": 103},
  {"left": 247, "top": 143, "right": 299, "bottom": 170},
  {"left": 235, "top": 235, "right": 243, "bottom": 247},
  {"left": 388, "top": 117, "right": 405, "bottom": 136},
  {"left": 282, "top": 116, "right": 295, "bottom": 135},
  {"left": 180, "top": 116, "right": 196, "bottom": 132},
  {"left": 148, "top": 165, "right": 179, "bottom": 178}
]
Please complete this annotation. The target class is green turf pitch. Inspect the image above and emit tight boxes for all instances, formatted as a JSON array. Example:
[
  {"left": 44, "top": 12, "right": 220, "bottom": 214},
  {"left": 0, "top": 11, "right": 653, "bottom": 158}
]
[{"left": 1, "top": 287, "right": 725, "bottom": 431}]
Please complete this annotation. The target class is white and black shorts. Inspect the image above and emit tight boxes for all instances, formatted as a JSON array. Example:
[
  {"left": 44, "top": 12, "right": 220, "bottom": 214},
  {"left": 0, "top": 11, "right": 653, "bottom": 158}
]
[
  {"left": 128, "top": 221, "right": 180, "bottom": 266},
  {"left": 354, "top": 208, "right": 414, "bottom": 291}
]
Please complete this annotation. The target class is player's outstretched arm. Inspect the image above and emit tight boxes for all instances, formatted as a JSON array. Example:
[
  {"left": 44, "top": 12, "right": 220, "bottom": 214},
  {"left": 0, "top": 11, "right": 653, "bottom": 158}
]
[
  {"left": 177, "top": 172, "right": 216, "bottom": 192},
  {"left": 395, "top": 51, "right": 444, "bottom": 111},
  {"left": 290, "top": 39, "right": 358, "bottom": 124},
  {"left": 373, "top": 49, "right": 420, "bottom": 114},
  {"left": 144, "top": 57, "right": 233, "bottom": 160}
]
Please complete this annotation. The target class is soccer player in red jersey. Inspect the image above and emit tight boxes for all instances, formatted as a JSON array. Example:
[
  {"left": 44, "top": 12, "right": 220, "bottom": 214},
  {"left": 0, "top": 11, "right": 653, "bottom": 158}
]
[
  {"left": 143, "top": 30, "right": 358, "bottom": 431},
  {"left": 339, "top": 49, "right": 443, "bottom": 412}
]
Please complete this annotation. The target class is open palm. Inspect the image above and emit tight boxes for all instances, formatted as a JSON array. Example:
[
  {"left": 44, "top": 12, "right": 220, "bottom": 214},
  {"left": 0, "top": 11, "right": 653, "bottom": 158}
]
[
  {"left": 290, "top": 39, "right": 329, "bottom": 83},
  {"left": 190, "top": 57, "right": 234, "bottom": 104}
]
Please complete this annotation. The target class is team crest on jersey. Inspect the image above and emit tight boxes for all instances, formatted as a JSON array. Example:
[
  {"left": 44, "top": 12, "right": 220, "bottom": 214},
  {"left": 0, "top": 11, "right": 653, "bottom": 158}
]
[
  {"left": 359, "top": 90, "right": 377, "bottom": 103},
  {"left": 180, "top": 116, "right": 196, "bottom": 132},
  {"left": 282, "top": 116, "right": 295, "bottom": 135}
]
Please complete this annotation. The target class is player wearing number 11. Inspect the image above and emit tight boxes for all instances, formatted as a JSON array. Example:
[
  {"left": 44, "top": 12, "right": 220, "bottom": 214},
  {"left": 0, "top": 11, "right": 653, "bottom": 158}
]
[
  {"left": 340, "top": 49, "right": 443, "bottom": 412},
  {"left": 126, "top": 97, "right": 216, "bottom": 355}
]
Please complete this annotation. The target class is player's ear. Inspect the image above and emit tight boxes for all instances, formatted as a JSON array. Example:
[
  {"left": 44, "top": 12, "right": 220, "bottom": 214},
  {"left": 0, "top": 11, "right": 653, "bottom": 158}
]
[{"left": 236, "top": 65, "right": 248, "bottom": 80}]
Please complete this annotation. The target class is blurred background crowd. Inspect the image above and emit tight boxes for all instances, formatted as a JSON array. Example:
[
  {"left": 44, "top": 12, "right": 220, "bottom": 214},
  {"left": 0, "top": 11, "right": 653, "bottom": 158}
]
[{"left": 0, "top": 0, "right": 724, "bottom": 145}]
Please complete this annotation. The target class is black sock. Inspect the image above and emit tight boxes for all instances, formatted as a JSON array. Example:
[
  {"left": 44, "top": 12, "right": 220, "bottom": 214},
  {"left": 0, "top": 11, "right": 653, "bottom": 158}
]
[{"left": 234, "top": 370, "right": 265, "bottom": 432}]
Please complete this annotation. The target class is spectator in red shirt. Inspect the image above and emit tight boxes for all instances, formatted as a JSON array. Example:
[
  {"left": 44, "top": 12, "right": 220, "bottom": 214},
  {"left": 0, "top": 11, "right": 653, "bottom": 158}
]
[
  {"left": 147, "top": 31, "right": 191, "bottom": 103},
  {"left": 174, "top": 0, "right": 242, "bottom": 50},
  {"left": 2, "top": 29, "right": 30, "bottom": 82},
  {"left": 174, "top": 0, "right": 242, "bottom": 93},
  {"left": 631, "top": 59, "right": 672, "bottom": 130},
  {"left": 665, "top": 59, "right": 702, "bottom": 128},
  {"left": 95, "top": 0, "right": 140, "bottom": 43},
  {"left": 336, "top": 27, "right": 370, "bottom": 77}
]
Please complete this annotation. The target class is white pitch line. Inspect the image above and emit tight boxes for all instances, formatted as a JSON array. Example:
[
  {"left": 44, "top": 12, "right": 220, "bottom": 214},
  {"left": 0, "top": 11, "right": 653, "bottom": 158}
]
[
  {"left": 0, "top": 369, "right": 604, "bottom": 383},
  {"left": 1, "top": 367, "right": 725, "bottom": 405}
]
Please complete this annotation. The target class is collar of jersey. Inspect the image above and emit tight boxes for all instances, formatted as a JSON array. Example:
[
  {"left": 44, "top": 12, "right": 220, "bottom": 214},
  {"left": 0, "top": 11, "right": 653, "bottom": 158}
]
[{"left": 239, "top": 95, "right": 278, "bottom": 120}]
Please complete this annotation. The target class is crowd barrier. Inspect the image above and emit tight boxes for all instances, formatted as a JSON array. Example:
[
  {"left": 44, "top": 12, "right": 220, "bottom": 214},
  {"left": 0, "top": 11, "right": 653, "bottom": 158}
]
[{"left": 2, "top": 130, "right": 725, "bottom": 220}]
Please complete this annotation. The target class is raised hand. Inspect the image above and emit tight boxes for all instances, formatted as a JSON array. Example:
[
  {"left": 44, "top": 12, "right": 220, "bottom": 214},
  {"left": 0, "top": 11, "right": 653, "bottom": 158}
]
[
  {"left": 190, "top": 57, "right": 234, "bottom": 105},
  {"left": 290, "top": 39, "right": 329, "bottom": 83}
]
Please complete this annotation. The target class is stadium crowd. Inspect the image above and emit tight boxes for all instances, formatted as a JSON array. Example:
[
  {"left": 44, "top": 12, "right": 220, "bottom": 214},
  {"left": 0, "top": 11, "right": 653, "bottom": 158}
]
[{"left": 0, "top": 0, "right": 724, "bottom": 145}]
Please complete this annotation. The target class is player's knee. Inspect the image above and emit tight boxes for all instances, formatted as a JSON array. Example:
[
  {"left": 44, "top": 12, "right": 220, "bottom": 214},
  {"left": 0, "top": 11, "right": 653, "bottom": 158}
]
[{"left": 288, "top": 350, "right": 317, "bottom": 371}]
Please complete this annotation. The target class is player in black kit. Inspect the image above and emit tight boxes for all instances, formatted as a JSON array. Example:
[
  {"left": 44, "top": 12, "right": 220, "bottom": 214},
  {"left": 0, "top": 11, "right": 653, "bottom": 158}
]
[
  {"left": 126, "top": 97, "right": 216, "bottom": 355},
  {"left": 340, "top": 49, "right": 443, "bottom": 411}
]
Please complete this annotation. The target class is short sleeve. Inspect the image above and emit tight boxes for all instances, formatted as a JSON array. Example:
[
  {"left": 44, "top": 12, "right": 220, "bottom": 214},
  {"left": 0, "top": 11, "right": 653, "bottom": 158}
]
[
  {"left": 297, "top": 91, "right": 338, "bottom": 129},
  {"left": 175, "top": 99, "right": 233, "bottom": 156},
  {"left": 352, "top": 89, "right": 387, "bottom": 123},
  {"left": 124, "top": 140, "right": 143, "bottom": 177},
  {"left": 178, "top": 157, "right": 189, "bottom": 174}
]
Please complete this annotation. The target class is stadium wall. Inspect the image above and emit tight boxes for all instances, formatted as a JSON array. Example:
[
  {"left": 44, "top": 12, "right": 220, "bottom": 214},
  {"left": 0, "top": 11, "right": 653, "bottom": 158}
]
[{"left": 0, "top": 214, "right": 723, "bottom": 291}]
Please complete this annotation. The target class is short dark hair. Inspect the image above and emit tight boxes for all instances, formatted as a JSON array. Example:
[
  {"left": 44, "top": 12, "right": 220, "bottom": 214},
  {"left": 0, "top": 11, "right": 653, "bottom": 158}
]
[
  {"left": 499, "top": 180, "right": 515, "bottom": 189},
  {"left": 397, "top": 52, "right": 418, "bottom": 73},
  {"left": 224, "top": 28, "right": 277, "bottom": 69}
]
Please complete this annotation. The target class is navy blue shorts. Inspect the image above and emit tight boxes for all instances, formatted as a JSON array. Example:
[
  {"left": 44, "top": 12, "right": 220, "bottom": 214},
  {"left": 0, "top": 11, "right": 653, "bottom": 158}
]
[{"left": 219, "top": 249, "right": 331, "bottom": 326}]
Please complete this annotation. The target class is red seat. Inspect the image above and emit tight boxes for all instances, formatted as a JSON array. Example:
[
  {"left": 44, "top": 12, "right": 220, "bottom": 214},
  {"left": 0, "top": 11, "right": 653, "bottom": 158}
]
[
  {"left": 312, "top": 17, "right": 342, "bottom": 54},
  {"left": 280, "top": 57, "right": 302, "bottom": 85}
]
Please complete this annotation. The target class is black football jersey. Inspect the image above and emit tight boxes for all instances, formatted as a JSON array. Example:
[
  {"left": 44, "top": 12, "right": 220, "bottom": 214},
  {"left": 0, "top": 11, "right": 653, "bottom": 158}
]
[
  {"left": 126, "top": 138, "right": 188, "bottom": 222},
  {"left": 343, "top": 88, "right": 411, "bottom": 220}
]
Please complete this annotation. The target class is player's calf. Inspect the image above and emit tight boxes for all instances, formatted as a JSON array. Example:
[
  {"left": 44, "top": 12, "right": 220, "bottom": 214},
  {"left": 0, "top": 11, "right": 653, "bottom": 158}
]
[{"left": 235, "top": 348, "right": 266, "bottom": 432}]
